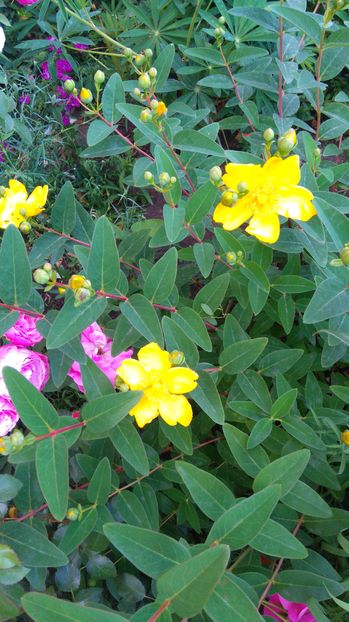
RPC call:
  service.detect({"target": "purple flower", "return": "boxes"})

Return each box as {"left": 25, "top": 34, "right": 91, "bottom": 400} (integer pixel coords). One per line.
{"left": 61, "top": 112, "right": 70, "bottom": 126}
{"left": 4, "top": 313, "right": 42, "bottom": 347}
{"left": 74, "top": 43, "right": 89, "bottom": 50}
{"left": 46, "top": 36, "right": 62, "bottom": 54}
{"left": 40, "top": 61, "right": 51, "bottom": 81}
{"left": 0, "top": 396, "right": 19, "bottom": 436}
{"left": 16, "top": 0, "right": 40, "bottom": 5}
{"left": 65, "top": 94, "right": 80, "bottom": 112}
{"left": 68, "top": 322, "right": 133, "bottom": 392}
{"left": 56, "top": 58, "right": 73, "bottom": 80}
{"left": 264, "top": 594, "right": 316, "bottom": 622}
{"left": 19, "top": 94, "right": 31, "bottom": 105}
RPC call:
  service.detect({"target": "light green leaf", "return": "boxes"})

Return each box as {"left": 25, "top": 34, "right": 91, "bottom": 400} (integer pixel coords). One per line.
{"left": 36, "top": 436, "right": 68, "bottom": 521}
{"left": 144, "top": 247, "right": 178, "bottom": 303}
{"left": 51, "top": 181, "right": 76, "bottom": 234}
{"left": 87, "top": 216, "right": 120, "bottom": 292}
{"left": 253, "top": 449, "right": 310, "bottom": 497}
{"left": 0, "top": 225, "right": 31, "bottom": 306}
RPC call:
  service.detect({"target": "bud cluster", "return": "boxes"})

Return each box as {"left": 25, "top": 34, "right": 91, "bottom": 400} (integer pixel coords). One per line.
{"left": 33, "top": 262, "right": 56, "bottom": 288}
{"left": 330, "top": 242, "right": 349, "bottom": 267}
{"left": 277, "top": 128, "right": 297, "bottom": 157}
{"left": 124, "top": 47, "right": 157, "bottom": 100}
{"left": 143, "top": 170, "right": 177, "bottom": 192}
{"left": 214, "top": 18, "right": 225, "bottom": 45}
{"left": 68, "top": 275, "right": 95, "bottom": 307}
{"left": 0, "top": 429, "right": 35, "bottom": 456}
{"left": 140, "top": 99, "right": 168, "bottom": 125}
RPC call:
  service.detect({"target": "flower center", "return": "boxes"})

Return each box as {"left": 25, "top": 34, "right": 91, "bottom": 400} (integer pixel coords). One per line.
{"left": 246, "top": 182, "right": 279, "bottom": 215}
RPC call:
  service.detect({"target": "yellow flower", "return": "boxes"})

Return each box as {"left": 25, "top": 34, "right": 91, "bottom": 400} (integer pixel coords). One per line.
{"left": 0, "top": 180, "right": 48, "bottom": 229}
{"left": 156, "top": 101, "right": 167, "bottom": 116}
{"left": 117, "top": 342, "right": 198, "bottom": 428}
{"left": 342, "top": 430, "right": 349, "bottom": 446}
{"left": 69, "top": 275, "right": 85, "bottom": 290}
{"left": 213, "top": 155, "right": 316, "bottom": 244}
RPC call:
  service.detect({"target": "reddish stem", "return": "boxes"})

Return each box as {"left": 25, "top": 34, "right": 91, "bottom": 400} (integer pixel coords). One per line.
{"left": 219, "top": 46, "right": 255, "bottom": 131}
{"left": 161, "top": 131, "right": 196, "bottom": 193}
{"left": 43, "top": 226, "right": 91, "bottom": 248}
{"left": 0, "top": 301, "right": 44, "bottom": 319}
{"left": 278, "top": 2, "right": 284, "bottom": 118}
{"left": 35, "top": 421, "right": 86, "bottom": 441}
{"left": 148, "top": 600, "right": 171, "bottom": 622}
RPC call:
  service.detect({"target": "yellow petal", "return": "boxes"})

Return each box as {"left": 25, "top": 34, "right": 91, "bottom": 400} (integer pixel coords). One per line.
{"left": 213, "top": 199, "right": 252, "bottom": 231}
{"left": 27, "top": 185, "right": 48, "bottom": 209}
{"left": 158, "top": 394, "right": 193, "bottom": 427}
{"left": 262, "top": 155, "right": 300, "bottom": 186}
{"left": 138, "top": 342, "right": 171, "bottom": 374}
{"left": 130, "top": 394, "right": 158, "bottom": 428}
{"left": 246, "top": 212, "right": 280, "bottom": 244}
{"left": 8, "top": 179, "right": 28, "bottom": 199}
{"left": 163, "top": 367, "right": 198, "bottom": 394}
{"left": 117, "top": 359, "right": 151, "bottom": 390}
{"left": 222, "top": 163, "right": 261, "bottom": 190}
{"left": 277, "top": 186, "right": 316, "bottom": 221}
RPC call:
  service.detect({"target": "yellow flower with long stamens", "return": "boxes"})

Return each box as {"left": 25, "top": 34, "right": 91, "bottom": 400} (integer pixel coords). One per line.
{"left": 0, "top": 180, "right": 48, "bottom": 229}
{"left": 117, "top": 343, "right": 198, "bottom": 428}
{"left": 213, "top": 155, "right": 316, "bottom": 244}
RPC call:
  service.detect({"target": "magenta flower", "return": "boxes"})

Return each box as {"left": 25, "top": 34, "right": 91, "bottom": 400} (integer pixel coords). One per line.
{"left": 40, "top": 61, "right": 51, "bottom": 81}
{"left": 74, "top": 43, "right": 89, "bottom": 50}
{"left": 0, "top": 345, "right": 49, "bottom": 435}
{"left": 264, "top": 594, "right": 315, "bottom": 622}
{"left": 56, "top": 58, "right": 73, "bottom": 80}
{"left": 16, "top": 0, "right": 40, "bottom": 5}
{"left": 4, "top": 313, "right": 43, "bottom": 347}
{"left": 19, "top": 94, "right": 31, "bottom": 105}
{"left": 68, "top": 322, "right": 133, "bottom": 392}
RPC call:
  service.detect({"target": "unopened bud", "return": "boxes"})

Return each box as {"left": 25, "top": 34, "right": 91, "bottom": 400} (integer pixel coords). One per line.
{"left": 263, "top": 128, "right": 274, "bottom": 143}
{"left": 10, "top": 430, "right": 24, "bottom": 448}
{"left": 33, "top": 269, "right": 50, "bottom": 285}
{"left": 170, "top": 176, "right": 177, "bottom": 185}
{"left": 133, "top": 87, "right": 141, "bottom": 97}
{"left": 313, "top": 147, "right": 321, "bottom": 158}
{"left": 214, "top": 27, "right": 225, "bottom": 38}
{"left": 334, "top": 0, "right": 345, "bottom": 8}
{"left": 342, "top": 430, "right": 349, "bottom": 445}
{"left": 221, "top": 190, "right": 236, "bottom": 206}
{"left": 119, "top": 383, "right": 130, "bottom": 393}
{"left": 170, "top": 350, "right": 185, "bottom": 365}
{"left": 144, "top": 48, "right": 153, "bottom": 58}
{"left": 94, "top": 70, "right": 105, "bottom": 85}
{"left": 124, "top": 48, "right": 133, "bottom": 58}
{"left": 0, "top": 186, "right": 6, "bottom": 197}
{"left": 209, "top": 166, "right": 222, "bottom": 183}
{"left": 138, "top": 73, "right": 151, "bottom": 89}
{"left": 66, "top": 508, "right": 80, "bottom": 521}
{"left": 57, "top": 287, "right": 66, "bottom": 295}
{"left": 140, "top": 109, "right": 152, "bottom": 123}
{"left": 277, "top": 128, "right": 297, "bottom": 156}
{"left": 156, "top": 101, "right": 167, "bottom": 116}
{"left": 237, "top": 181, "right": 248, "bottom": 194}
{"left": 150, "top": 99, "right": 159, "bottom": 110}
{"left": 74, "top": 287, "right": 92, "bottom": 305}
{"left": 19, "top": 221, "right": 31, "bottom": 234}
{"left": 135, "top": 54, "right": 146, "bottom": 67}
{"left": 144, "top": 171, "right": 154, "bottom": 182}
{"left": 0, "top": 544, "right": 20, "bottom": 570}
{"left": 159, "top": 172, "right": 171, "bottom": 187}
{"left": 226, "top": 251, "right": 237, "bottom": 264}
{"left": 218, "top": 16, "right": 226, "bottom": 24}
{"left": 79, "top": 88, "right": 93, "bottom": 104}
{"left": 148, "top": 67, "right": 157, "bottom": 79}
{"left": 43, "top": 262, "right": 52, "bottom": 273}
{"left": 69, "top": 275, "right": 85, "bottom": 290}
{"left": 339, "top": 245, "right": 349, "bottom": 265}
{"left": 64, "top": 79, "right": 75, "bottom": 93}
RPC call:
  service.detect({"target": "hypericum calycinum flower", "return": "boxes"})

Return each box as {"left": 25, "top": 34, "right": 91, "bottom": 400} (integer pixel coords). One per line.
{"left": 117, "top": 343, "right": 198, "bottom": 428}
{"left": 213, "top": 156, "right": 316, "bottom": 244}
{"left": 0, "top": 180, "right": 48, "bottom": 229}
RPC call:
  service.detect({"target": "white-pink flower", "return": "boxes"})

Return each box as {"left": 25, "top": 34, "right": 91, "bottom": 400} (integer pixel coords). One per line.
{"left": 4, "top": 313, "right": 43, "bottom": 347}
{"left": 68, "top": 322, "right": 133, "bottom": 392}
{"left": 0, "top": 345, "right": 49, "bottom": 435}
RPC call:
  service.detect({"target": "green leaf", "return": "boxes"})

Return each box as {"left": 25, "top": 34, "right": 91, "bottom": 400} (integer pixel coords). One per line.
{"left": 81, "top": 357, "right": 115, "bottom": 400}
{"left": 87, "top": 216, "right": 120, "bottom": 291}
{"left": 22, "top": 593, "right": 127, "bottom": 622}
{"left": 173, "top": 307, "right": 212, "bottom": 352}
{"left": 253, "top": 449, "right": 310, "bottom": 497}
{"left": 241, "top": 261, "right": 269, "bottom": 293}
{"left": 278, "top": 294, "right": 295, "bottom": 335}
{"left": 87, "top": 119, "right": 115, "bottom": 147}
{"left": 251, "top": 519, "right": 308, "bottom": 559}
{"left": 144, "top": 247, "right": 178, "bottom": 303}
{"left": 36, "top": 436, "right": 68, "bottom": 521}
{"left": 237, "top": 370, "right": 272, "bottom": 413}
{"left": 270, "top": 389, "right": 298, "bottom": 420}
{"left": 103, "top": 523, "right": 190, "bottom": 579}
{"left": 3, "top": 368, "right": 59, "bottom": 435}
{"left": 272, "top": 275, "right": 315, "bottom": 294}
{"left": 120, "top": 294, "right": 163, "bottom": 347}
{"left": 205, "top": 574, "right": 264, "bottom": 622}
{"left": 193, "top": 242, "right": 215, "bottom": 278}
{"left": 314, "top": 197, "right": 349, "bottom": 250}
{"left": 185, "top": 182, "right": 219, "bottom": 225}
{"left": 283, "top": 481, "right": 332, "bottom": 518}
{"left": 190, "top": 371, "right": 224, "bottom": 424}
{"left": 116, "top": 103, "right": 164, "bottom": 146}
{"left": 0, "top": 310, "right": 19, "bottom": 336}
{"left": 163, "top": 204, "right": 185, "bottom": 243}
{"left": 51, "top": 181, "right": 76, "bottom": 234}
{"left": 102, "top": 72, "right": 125, "bottom": 124}
{"left": 153, "top": 43, "right": 175, "bottom": 90}
{"left": 82, "top": 391, "right": 143, "bottom": 435}
{"left": 304, "top": 278, "right": 349, "bottom": 324}
{"left": 110, "top": 418, "right": 149, "bottom": 475}
{"left": 193, "top": 273, "right": 230, "bottom": 315}
{"left": 46, "top": 295, "right": 107, "bottom": 349}
{"left": 159, "top": 419, "right": 193, "bottom": 455}
{"left": 155, "top": 146, "right": 181, "bottom": 206}
{"left": 0, "top": 225, "right": 31, "bottom": 306}
{"left": 270, "top": 6, "right": 321, "bottom": 43}
{"left": 176, "top": 461, "right": 234, "bottom": 520}
{"left": 0, "top": 523, "right": 68, "bottom": 568}
{"left": 173, "top": 130, "right": 225, "bottom": 157}
{"left": 87, "top": 457, "right": 111, "bottom": 505}
{"left": 58, "top": 508, "right": 98, "bottom": 556}
{"left": 224, "top": 424, "right": 269, "bottom": 477}
{"left": 247, "top": 419, "right": 272, "bottom": 450}
{"left": 156, "top": 545, "right": 230, "bottom": 618}
{"left": 0, "top": 475, "right": 22, "bottom": 503}
{"left": 282, "top": 417, "right": 326, "bottom": 450}
{"left": 219, "top": 338, "right": 268, "bottom": 374}
{"left": 257, "top": 348, "right": 303, "bottom": 376}
{"left": 162, "top": 316, "right": 199, "bottom": 368}
{"left": 331, "top": 385, "right": 349, "bottom": 402}
{"left": 206, "top": 486, "right": 281, "bottom": 549}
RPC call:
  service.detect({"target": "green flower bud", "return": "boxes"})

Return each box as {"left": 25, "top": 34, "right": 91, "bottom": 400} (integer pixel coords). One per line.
{"left": 43, "top": 262, "right": 52, "bottom": 273}
{"left": 140, "top": 109, "right": 152, "bottom": 123}
{"left": 94, "top": 70, "right": 105, "bottom": 85}
{"left": 66, "top": 508, "right": 80, "bottom": 521}
{"left": 209, "top": 166, "right": 222, "bottom": 182}
{"left": 170, "top": 350, "right": 185, "bottom": 365}
{"left": 221, "top": 190, "right": 237, "bottom": 206}
{"left": 263, "top": 128, "right": 275, "bottom": 143}
{"left": 330, "top": 258, "right": 345, "bottom": 267}
{"left": 237, "top": 181, "right": 248, "bottom": 194}
{"left": 135, "top": 54, "right": 146, "bottom": 67}
{"left": 313, "top": 147, "right": 321, "bottom": 158}
{"left": 277, "top": 128, "right": 297, "bottom": 156}
{"left": 79, "top": 88, "right": 93, "bottom": 104}
{"left": 74, "top": 287, "right": 92, "bottom": 306}
{"left": 10, "top": 430, "right": 24, "bottom": 449}
{"left": 119, "top": 382, "right": 130, "bottom": 393}
{"left": 19, "top": 221, "right": 31, "bottom": 234}
{"left": 138, "top": 73, "right": 151, "bottom": 89}
{"left": 133, "top": 87, "right": 141, "bottom": 97}
{"left": 214, "top": 26, "right": 225, "bottom": 38}
{"left": 148, "top": 67, "right": 157, "bottom": 79}
{"left": 144, "top": 171, "right": 154, "bottom": 182}
{"left": 334, "top": 0, "right": 345, "bottom": 8}
{"left": 150, "top": 99, "right": 159, "bottom": 110}
{"left": 33, "top": 269, "right": 50, "bottom": 285}
{"left": 159, "top": 172, "right": 171, "bottom": 187}
{"left": 170, "top": 176, "right": 177, "bottom": 185}
{"left": 226, "top": 251, "right": 237, "bottom": 264}
{"left": 64, "top": 79, "right": 75, "bottom": 93}
{"left": 124, "top": 47, "right": 133, "bottom": 58}
{"left": 0, "top": 186, "right": 6, "bottom": 197}
{"left": 339, "top": 245, "right": 349, "bottom": 265}
{"left": 144, "top": 48, "right": 153, "bottom": 58}
{"left": 218, "top": 15, "right": 226, "bottom": 24}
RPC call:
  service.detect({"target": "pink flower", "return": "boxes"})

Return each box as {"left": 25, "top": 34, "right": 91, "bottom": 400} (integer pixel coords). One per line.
{"left": 0, "top": 346, "right": 49, "bottom": 398}
{"left": 4, "top": 313, "right": 43, "bottom": 347}
{"left": 40, "top": 61, "right": 51, "bottom": 81}
{"left": 0, "top": 396, "right": 19, "bottom": 436}
{"left": 56, "top": 58, "right": 73, "bottom": 80}
{"left": 61, "top": 112, "right": 70, "bottom": 127}
{"left": 16, "top": 0, "right": 40, "bottom": 5}
{"left": 68, "top": 322, "right": 133, "bottom": 392}
{"left": 264, "top": 594, "right": 315, "bottom": 622}
{"left": 74, "top": 43, "right": 89, "bottom": 50}
{"left": 19, "top": 94, "right": 31, "bottom": 105}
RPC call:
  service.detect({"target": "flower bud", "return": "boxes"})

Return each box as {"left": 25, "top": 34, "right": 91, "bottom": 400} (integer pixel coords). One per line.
{"left": 342, "top": 430, "right": 349, "bottom": 445}
{"left": 119, "top": 382, "right": 130, "bottom": 393}
{"left": 74, "top": 287, "right": 92, "bottom": 306}
{"left": 57, "top": 287, "right": 66, "bottom": 295}
{"left": 170, "top": 350, "right": 185, "bottom": 365}
{"left": 313, "top": 147, "right": 321, "bottom": 158}
{"left": 170, "top": 176, "right": 177, "bottom": 185}
{"left": 144, "top": 48, "right": 153, "bottom": 58}
{"left": 209, "top": 166, "right": 222, "bottom": 183}
{"left": 339, "top": 245, "right": 349, "bottom": 265}
{"left": 140, "top": 109, "right": 152, "bottom": 123}
{"left": 33, "top": 269, "right": 50, "bottom": 285}
{"left": 138, "top": 73, "right": 151, "bottom": 89}
{"left": 64, "top": 79, "right": 75, "bottom": 93}
{"left": 150, "top": 99, "right": 159, "bottom": 110}
{"left": 79, "top": 88, "right": 93, "bottom": 104}
{"left": 334, "top": 0, "right": 345, "bottom": 8}
{"left": 19, "top": 221, "right": 31, "bottom": 234}
{"left": 69, "top": 275, "right": 85, "bottom": 290}
{"left": 156, "top": 101, "right": 167, "bottom": 116}
{"left": 124, "top": 47, "right": 133, "bottom": 58}
{"left": 135, "top": 54, "right": 146, "bottom": 67}
{"left": 43, "top": 262, "right": 52, "bottom": 273}
{"left": 226, "top": 251, "right": 237, "bottom": 264}
{"left": 0, "top": 436, "right": 12, "bottom": 456}
{"left": 0, "top": 544, "right": 20, "bottom": 570}
{"left": 148, "top": 67, "right": 157, "bottom": 79}
{"left": 94, "top": 70, "right": 105, "bottom": 85}
{"left": 263, "top": 128, "right": 275, "bottom": 143}
{"left": 144, "top": 171, "right": 154, "bottom": 182}
{"left": 218, "top": 15, "right": 226, "bottom": 24}
{"left": 237, "top": 181, "right": 248, "bottom": 194}
{"left": 10, "top": 430, "right": 24, "bottom": 449}
{"left": 159, "top": 172, "right": 171, "bottom": 187}
{"left": 214, "top": 26, "right": 225, "bottom": 38}
{"left": 277, "top": 128, "right": 297, "bottom": 156}
{"left": 133, "top": 87, "right": 141, "bottom": 97}
{"left": 0, "top": 186, "right": 6, "bottom": 197}
{"left": 66, "top": 508, "right": 80, "bottom": 521}
{"left": 221, "top": 190, "right": 236, "bottom": 206}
